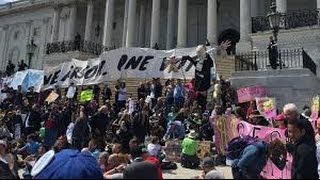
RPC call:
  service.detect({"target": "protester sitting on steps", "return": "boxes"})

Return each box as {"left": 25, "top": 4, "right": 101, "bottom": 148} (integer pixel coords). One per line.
{"left": 181, "top": 130, "right": 199, "bottom": 169}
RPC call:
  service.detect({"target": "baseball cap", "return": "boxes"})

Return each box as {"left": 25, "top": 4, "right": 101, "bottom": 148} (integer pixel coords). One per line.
{"left": 201, "top": 157, "right": 215, "bottom": 168}
{"left": 32, "top": 149, "right": 103, "bottom": 179}
{"left": 205, "top": 170, "right": 225, "bottom": 179}
{"left": 275, "top": 113, "right": 285, "bottom": 122}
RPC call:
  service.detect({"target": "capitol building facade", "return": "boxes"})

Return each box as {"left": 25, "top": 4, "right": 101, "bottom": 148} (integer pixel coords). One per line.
{"left": 0, "top": 0, "right": 319, "bottom": 73}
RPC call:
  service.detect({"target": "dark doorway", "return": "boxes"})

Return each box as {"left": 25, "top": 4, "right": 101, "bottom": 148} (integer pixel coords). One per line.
{"left": 218, "top": 29, "right": 240, "bottom": 55}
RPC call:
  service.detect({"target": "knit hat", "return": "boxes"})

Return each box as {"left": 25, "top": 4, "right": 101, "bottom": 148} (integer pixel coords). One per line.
{"left": 32, "top": 149, "right": 103, "bottom": 179}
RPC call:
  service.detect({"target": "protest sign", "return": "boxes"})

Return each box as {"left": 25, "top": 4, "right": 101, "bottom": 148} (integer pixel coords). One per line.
{"left": 164, "top": 140, "right": 181, "bottom": 162}
{"left": 45, "top": 91, "right": 59, "bottom": 103}
{"left": 9, "top": 69, "right": 44, "bottom": 92}
{"left": 80, "top": 90, "right": 94, "bottom": 102}
{"left": 213, "top": 118, "right": 292, "bottom": 179}
{"left": 43, "top": 47, "right": 217, "bottom": 90}
{"left": 196, "top": 141, "right": 212, "bottom": 159}
{"left": 256, "top": 97, "right": 277, "bottom": 119}
{"left": 311, "top": 96, "right": 319, "bottom": 120}
{"left": 237, "top": 86, "right": 267, "bottom": 103}
{"left": 212, "top": 115, "right": 239, "bottom": 155}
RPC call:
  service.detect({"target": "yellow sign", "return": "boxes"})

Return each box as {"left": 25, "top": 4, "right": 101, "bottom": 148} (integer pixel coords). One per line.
{"left": 80, "top": 90, "right": 94, "bottom": 102}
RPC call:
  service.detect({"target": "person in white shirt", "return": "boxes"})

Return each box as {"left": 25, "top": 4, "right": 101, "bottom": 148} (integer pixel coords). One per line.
{"left": 117, "top": 82, "right": 127, "bottom": 111}
{"left": 147, "top": 136, "right": 162, "bottom": 157}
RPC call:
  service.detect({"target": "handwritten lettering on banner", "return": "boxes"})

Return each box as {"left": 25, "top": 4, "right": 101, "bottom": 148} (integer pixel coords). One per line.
{"left": 311, "top": 96, "right": 319, "bottom": 120}
{"left": 212, "top": 115, "right": 239, "bottom": 155}
{"left": 43, "top": 47, "right": 216, "bottom": 90}
{"left": 237, "top": 86, "right": 267, "bottom": 103}
{"left": 256, "top": 97, "right": 277, "bottom": 119}
{"left": 213, "top": 118, "right": 292, "bottom": 179}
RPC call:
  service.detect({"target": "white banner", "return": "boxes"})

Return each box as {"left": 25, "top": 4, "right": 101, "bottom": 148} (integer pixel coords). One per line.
{"left": 41, "top": 47, "right": 216, "bottom": 90}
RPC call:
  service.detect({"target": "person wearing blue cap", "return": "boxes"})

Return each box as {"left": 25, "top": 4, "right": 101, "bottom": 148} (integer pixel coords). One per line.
{"left": 32, "top": 149, "right": 103, "bottom": 179}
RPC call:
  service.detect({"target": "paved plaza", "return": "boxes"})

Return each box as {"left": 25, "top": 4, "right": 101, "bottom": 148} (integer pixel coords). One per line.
{"left": 163, "top": 164, "right": 233, "bottom": 179}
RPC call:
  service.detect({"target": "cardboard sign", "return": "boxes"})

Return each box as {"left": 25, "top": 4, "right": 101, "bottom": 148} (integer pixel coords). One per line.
{"left": 45, "top": 91, "right": 59, "bottom": 103}
{"left": 256, "top": 97, "right": 277, "bottom": 119}
{"left": 164, "top": 140, "right": 181, "bottom": 162}
{"left": 237, "top": 86, "right": 267, "bottom": 103}
{"left": 197, "top": 141, "right": 211, "bottom": 159}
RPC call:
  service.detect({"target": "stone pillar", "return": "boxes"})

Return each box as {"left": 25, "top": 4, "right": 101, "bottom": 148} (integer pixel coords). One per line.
{"left": 67, "top": 4, "right": 77, "bottom": 41}
{"left": 122, "top": 0, "right": 129, "bottom": 47}
{"left": 318, "top": 0, "right": 320, "bottom": 9}
{"left": 25, "top": 21, "right": 32, "bottom": 61}
{"left": 139, "top": 1, "right": 146, "bottom": 47}
{"left": 240, "top": 0, "right": 251, "bottom": 41}
{"left": 177, "top": 0, "right": 187, "bottom": 48}
{"left": 50, "top": 6, "right": 61, "bottom": 42}
{"left": 150, "top": 0, "right": 161, "bottom": 48}
{"left": 236, "top": 0, "right": 252, "bottom": 53}
{"left": 276, "top": 0, "right": 287, "bottom": 13}
{"left": 251, "top": 0, "right": 259, "bottom": 17}
{"left": 84, "top": 0, "right": 94, "bottom": 41}
{"left": 41, "top": 18, "right": 50, "bottom": 69}
{"left": 126, "top": 0, "right": 137, "bottom": 47}
{"left": 166, "top": 0, "right": 175, "bottom": 49}
{"left": 1, "top": 25, "right": 9, "bottom": 70}
{"left": 207, "top": 0, "right": 218, "bottom": 46}
{"left": 102, "top": 0, "right": 115, "bottom": 49}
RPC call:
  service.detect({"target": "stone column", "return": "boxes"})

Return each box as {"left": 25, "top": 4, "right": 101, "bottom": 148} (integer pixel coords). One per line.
{"left": 150, "top": 0, "right": 161, "bottom": 48}
{"left": 103, "top": 0, "right": 115, "bottom": 49}
{"left": 276, "top": 0, "right": 287, "bottom": 13}
{"left": 318, "top": 0, "right": 320, "bottom": 9}
{"left": 177, "top": 0, "right": 187, "bottom": 48}
{"left": 25, "top": 21, "right": 33, "bottom": 61}
{"left": 50, "top": 6, "right": 61, "bottom": 42}
{"left": 1, "top": 25, "right": 9, "bottom": 70}
{"left": 67, "top": 4, "right": 77, "bottom": 41}
{"left": 207, "top": 0, "right": 218, "bottom": 46}
{"left": 41, "top": 18, "right": 50, "bottom": 69}
{"left": 84, "top": 0, "right": 94, "bottom": 41}
{"left": 236, "top": 0, "right": 252, "bottom": 53}
{"left": 139, "top": 1, "right": 146, "bottom": 47}
{"left": 126, "top": 0, "right": 137, "bottom": 47}
{"left": 240, "top": 0, "right": 251, "bottom": 41}
{"left": 166, "top": 0, "right": 175, "bottom": 49}
{"left": 122, "top": 0, "right": 129, "bottom": 47}
{"left": 251, "top": 0, "right": 259, "bottom": 17}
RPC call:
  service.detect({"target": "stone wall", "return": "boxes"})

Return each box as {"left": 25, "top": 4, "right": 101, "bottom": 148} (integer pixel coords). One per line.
{"left": 230, "top": 69, "right": 320, "bottom": 111}
{"left": 251, "top": 26, "right": 320, "bottom": 78}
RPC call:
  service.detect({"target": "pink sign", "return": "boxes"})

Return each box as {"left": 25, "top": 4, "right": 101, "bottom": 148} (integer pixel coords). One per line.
{"left": 237, "top": 86, "right": 267, "bottom": 103}
{"left": 213, "top": 117, "right": 292, "bottom": 179}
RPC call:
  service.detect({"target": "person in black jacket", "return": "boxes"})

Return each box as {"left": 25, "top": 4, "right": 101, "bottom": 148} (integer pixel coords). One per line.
{"left": 0, "top": 140, "right": 15, "bottom": 179}
{"left": 287, "top": 118, "right": 319, "bottom": 179}
{"left": 72, "top": 108, "right": 91, "bottom": 150}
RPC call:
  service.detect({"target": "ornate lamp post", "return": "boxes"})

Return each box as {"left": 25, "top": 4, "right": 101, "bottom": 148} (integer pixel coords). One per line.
{"left": 267, "top": 0, "right": 281, "bottom": 42}
{"left": 267, "top": 0, "right": 282, "bottom": 69}
{"left": 26, "top": 38, "right": 37, "bottom": 68}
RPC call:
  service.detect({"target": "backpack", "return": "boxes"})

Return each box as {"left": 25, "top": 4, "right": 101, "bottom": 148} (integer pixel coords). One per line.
{"left": 225, "top": 136, "right": 261, "bottom": 160}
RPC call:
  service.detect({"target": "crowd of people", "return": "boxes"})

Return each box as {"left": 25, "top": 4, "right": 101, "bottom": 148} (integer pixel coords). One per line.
{"left": 0, "top": 73, "right": 319, "bottom": 179}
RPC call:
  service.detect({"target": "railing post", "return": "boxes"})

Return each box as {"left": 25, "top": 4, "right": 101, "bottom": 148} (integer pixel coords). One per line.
{"left": 279, "top": 50, "right": 282, "bottom": 69}
{"left": 254, "top": 50, "right": 257, "bottom": 70}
